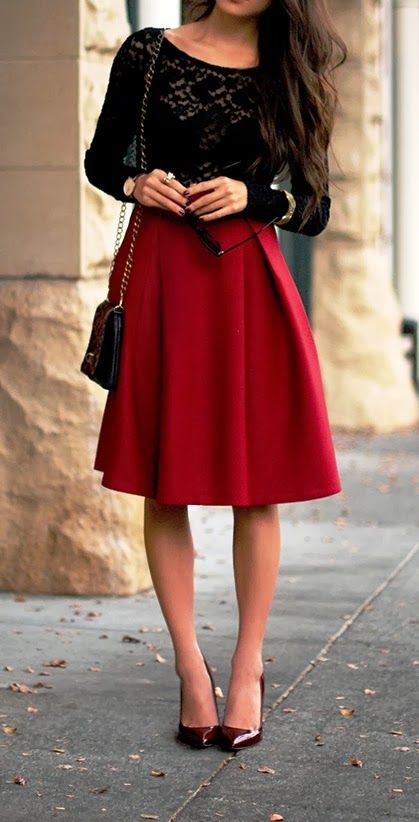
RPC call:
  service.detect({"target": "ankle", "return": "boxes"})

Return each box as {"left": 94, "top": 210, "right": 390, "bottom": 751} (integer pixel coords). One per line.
{"left": 175, "top": 648, "right": 207, "bottom": 680}
{"left": 230, "top": 650, "right": 263, "bottom": 679}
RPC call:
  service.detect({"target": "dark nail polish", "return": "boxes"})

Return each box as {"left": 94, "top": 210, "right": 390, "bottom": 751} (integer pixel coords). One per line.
{"left": 179, "top": 208, "right": 186, "bottom": 216}
{"left": 184, "top": 190, "right": 190, "bottom": 196}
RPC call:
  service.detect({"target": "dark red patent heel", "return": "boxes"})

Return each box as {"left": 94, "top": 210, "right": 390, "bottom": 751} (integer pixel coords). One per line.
{"left": 218, "top": 671, "right": 265, "bottom": 751}
{"left": 176, "top": 656, "right": 220, "bottom": 748}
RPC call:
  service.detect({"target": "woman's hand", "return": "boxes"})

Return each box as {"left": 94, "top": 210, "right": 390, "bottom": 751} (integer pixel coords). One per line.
{"left": 133, "top": 169, "right": 189, "bottom": 215}
{"left": 184, "top": 177, "right": 248, "bottom": 222}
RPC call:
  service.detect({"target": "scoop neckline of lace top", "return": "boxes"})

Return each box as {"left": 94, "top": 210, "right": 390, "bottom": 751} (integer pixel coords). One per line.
{"left": 160, "top": 30, "right": 260, "bottom": 73}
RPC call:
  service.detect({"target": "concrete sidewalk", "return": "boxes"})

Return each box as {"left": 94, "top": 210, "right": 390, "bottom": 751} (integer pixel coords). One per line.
{"left": 1, "top": 430, "right": 418, "bottom": 821}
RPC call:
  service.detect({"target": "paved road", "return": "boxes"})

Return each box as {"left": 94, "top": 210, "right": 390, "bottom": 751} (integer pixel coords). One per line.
{"left": 1, "top": 430, "right": 418, "bottom": 821}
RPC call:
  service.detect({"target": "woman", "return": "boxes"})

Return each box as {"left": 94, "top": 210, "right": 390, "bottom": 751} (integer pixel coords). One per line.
{"left": 84, "top": 0, "right": 346, "bottom": 750}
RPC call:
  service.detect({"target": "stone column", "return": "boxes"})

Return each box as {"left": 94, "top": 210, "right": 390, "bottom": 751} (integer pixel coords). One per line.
{"left": 0, "top": 0, "right": 152, "bottom": 594}
{"left": 312, "top": 0, "right": 419, "bottom": 432}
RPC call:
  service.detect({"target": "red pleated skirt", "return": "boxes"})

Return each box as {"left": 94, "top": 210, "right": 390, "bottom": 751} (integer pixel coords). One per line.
{"left": 93, "top": 205, "right": 341, "bottom": 505}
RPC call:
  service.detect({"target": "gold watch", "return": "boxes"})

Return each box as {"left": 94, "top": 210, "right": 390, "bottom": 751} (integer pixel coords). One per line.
{"left": 123, "top": 174, "right": 141, "bottom": 198}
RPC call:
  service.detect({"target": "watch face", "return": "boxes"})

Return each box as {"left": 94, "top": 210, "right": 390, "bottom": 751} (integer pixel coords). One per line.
{"left": 123, "top": 177, "right": 136, "bottom": 196}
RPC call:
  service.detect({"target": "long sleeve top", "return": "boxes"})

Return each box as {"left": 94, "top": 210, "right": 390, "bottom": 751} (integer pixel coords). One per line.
{"left": 84, "top": 27, "right": 331, "bottom": 237}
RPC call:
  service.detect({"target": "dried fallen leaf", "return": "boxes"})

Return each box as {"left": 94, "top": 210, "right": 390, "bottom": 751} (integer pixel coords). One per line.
{"left": 155, "top": 654, "right": 166, "bottom": 664}
{"left": 43, "top": 659, "right": 66, "bottom": 668}
{"left": 214, "top": 686, "right": 224, "bottom": 699}
{"left": 88, "top": 667, "right": 101, "bottom": 672}
{"left": 24, "top": 667, "right": 35, "bottom": 674}
{"left": 314, "top": 734, "right": 324, "bottom": 746}
{"left": 90, "top": 786, "right": 109, "bottom": 794}
{"left": 270, "top": 815, "right": 284, "bottom": 821}
{"left": 146, "top": 642, "right": 159, "bottom": 651}
{"left": 363, "top": 689, "right": 376, "bottom": 696}
{"left": 394, "top": 746, "right": 410, "bottom": 752}
{"left": 86, "top": 611, "right": 101, "bottom": 618}
{"left": 128, "top": 754, "right": 142, "bottom": 761}
{"left": 56, "top": 764, "right": 73, "bottom": 770}
{"left": 52, "top": 748, "right": 66, "bottom": 754}
{"left": 350, "top": 756, "right": 364, "bottom": 767}
{"left": 265, "top": 656, "right": 275, "bottom": 663}
{"left": 122, "top": 635, "right": 141, "bottom": 644}
{"left": 202, "top": 623, "right": 216, "bottom": 631}
{"left": 282, "top": 708, "right": 297, "bottom": 714}
{"left": 13, "top": 775, "right": 26, "bottom": 785}
{"left": 150, "top": 770, "right": 165, "bottom": 778}
{"left": 14, "top": 595, "right": 26, "bottom": 602}
{"left": 347, "top": 663, "right": 359, "bottom": 670}
{"left": 239, "top": 762, "right": 248, "bottom": 770}
{"left": 140, "top": 815, "right": 159, "bottom": 820}
{"left": 339, "top": 708, "right": 355, "bottom": 717}
{"left": 389, "top": 730, "right": 403, "bottom": 736}
{"left": 33, "top": 681, "right": 53, "bottom": 689}
{"left": 257, "top": 766, "right": 275, "bottom": 774}
{"left": 9, "top": 682, "right": 36, "bottom": 694}
{"left": 391, "top": 788, "right": 404, "bottom": 794}
{"left": 2, "top": 726, "right": 17, "bottom": 735}
{"left": 378, "top": 483, "right": 390, "bottom": 494}
{"left": 26, "top": 707, "right": 39, "bottom": 715}
{"left": 4, "top": 666, "right": 14, "bottom": 672}
{"left": 271, "top": 683, "right": 282, "bottom": 689}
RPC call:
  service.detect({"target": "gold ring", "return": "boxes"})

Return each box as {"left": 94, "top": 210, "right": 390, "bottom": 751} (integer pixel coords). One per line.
{"left": 163, "top": 171, "right": 176, "bottom": 185}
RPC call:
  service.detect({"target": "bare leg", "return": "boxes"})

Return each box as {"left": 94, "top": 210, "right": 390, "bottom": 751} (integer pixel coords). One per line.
{"left": 222, "top": 504, "right": 281, "bottom": 728}
{"left": 143, "top": 498, "right": 218, "bottom": 726}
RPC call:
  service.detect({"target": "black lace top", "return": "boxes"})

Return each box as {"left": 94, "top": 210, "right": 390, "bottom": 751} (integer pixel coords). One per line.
{"left": 84, "top": 27, "right": 331, "bottom": 236}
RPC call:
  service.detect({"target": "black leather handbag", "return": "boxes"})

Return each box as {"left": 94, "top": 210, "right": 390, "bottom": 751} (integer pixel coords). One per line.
{"left": 80, "top": 29, "right": 165, "bottom": 390}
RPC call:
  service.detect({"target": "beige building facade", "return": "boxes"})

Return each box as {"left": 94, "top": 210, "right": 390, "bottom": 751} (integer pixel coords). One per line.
{"left": 0, "top": 0, "right": 418, "bottom": 594}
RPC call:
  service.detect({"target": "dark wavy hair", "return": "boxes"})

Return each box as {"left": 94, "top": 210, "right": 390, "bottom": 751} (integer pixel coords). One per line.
{"left": 184, "top": 0, "right": 347, "bottom": 227}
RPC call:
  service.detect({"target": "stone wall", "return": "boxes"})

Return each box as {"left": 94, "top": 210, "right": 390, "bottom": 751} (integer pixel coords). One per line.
{"left": 0, "top": 0, "right": 152, "bottom": 594}
{"left": 312, "top": 0, "right": 419, "bottom": 431}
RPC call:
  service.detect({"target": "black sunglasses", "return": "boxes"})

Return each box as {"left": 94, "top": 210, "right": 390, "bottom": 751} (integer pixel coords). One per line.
{"left": 184, "top": 211, "right": 280, "bottom": 256}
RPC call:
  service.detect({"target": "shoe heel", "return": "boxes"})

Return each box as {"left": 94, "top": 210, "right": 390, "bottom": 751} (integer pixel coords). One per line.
{"left": 219, "top": 669, "right": 265, "bottom": 751}
{"left": 176, "top": 655, "right": 220, "bottom": 749}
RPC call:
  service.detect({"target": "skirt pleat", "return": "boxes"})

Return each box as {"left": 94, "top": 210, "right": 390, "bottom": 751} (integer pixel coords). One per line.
{"left": 93, "top": 205, "right": 341, "bottom": 505}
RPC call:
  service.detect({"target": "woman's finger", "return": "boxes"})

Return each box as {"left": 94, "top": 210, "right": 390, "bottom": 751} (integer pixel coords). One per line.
{"left": 146, "top": 189, "right": 186, "bottom": 215}
{"left": 199, "top": 205, "right": 238, "bottom": 222}
{"left": 191, "top": 194, "right": 228, "bottom": 216}
{"left": 186, "top": 189, "right": 223, "bottom": 213}
{"left": 186, "top": 176, "right": 226, "bottom": 197}
{"left": 146, "top": 180, "right": 187, "bottom": 208}
{"left": 141, "top": 169, "right": 189, "bottom": 207}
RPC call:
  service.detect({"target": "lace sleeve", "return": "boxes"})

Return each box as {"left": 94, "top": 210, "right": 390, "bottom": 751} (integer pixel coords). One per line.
{"left": 84, "top": 30, "right": 150, "bottom": 202}
{"left": 243, "top": 157, "right": 331, "bottom": 237}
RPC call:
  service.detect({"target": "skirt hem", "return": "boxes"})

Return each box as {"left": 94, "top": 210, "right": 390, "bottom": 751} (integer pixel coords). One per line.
{"left": 95, "top": 468, "right": 342, "bottom": 506}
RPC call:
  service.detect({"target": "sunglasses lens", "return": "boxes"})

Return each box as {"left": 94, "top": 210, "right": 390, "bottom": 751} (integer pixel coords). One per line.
{"left": 201, "top": 234, "right": 222, "bottom": 255}
{"left": 191, "top": 220, "right": 222, "bottom": 255}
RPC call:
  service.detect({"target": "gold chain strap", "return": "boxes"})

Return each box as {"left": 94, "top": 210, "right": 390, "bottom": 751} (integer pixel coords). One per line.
{"left": 107, "top": 28, "right": 166, "bottom": 309}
